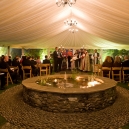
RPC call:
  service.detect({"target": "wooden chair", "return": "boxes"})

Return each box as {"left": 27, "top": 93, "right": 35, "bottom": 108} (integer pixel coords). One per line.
{"left": 112, "top": 67, "right": 122, "bottom": 82}
{"left": 122, "top": 67, "right": 129, "bottom": 82}
{"left": 0, "top": 68, "right": 13, "bottom": 86}
{"left": 94, "top": 64, "right": 102, "bottom": 76}
{"left": 101, "top": 67, "right": 111, "bottom": 78}
{"left": 10, "top": 66, "right": 19, "bottom": 74}
{"left": 39, "top": 64, "right": 48, "bottom": 76}
{"left": 22, "top": 66, "right": 32, "bottom": 79}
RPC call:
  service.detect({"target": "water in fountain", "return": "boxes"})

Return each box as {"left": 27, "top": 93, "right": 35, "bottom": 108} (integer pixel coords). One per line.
{"left": 36, "top": 72, "right": 101, "bottom": 89}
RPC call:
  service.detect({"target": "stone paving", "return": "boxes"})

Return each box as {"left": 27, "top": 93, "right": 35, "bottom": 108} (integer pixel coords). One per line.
{"left": 0, "top": 85, "right": 128, "bottom": 129}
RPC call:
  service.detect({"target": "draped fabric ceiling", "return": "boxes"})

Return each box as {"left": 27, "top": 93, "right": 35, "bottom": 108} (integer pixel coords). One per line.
{"left": 0, "top": 0, "right": 129, "bottom": 49}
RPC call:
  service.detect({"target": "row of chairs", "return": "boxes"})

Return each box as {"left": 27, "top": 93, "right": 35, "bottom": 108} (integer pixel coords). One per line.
{"left": 0, "top": 66, "right": 19, "bottom": 86}
{"left": 0, "top": 64, "right": 51, "bottom": 86}
{"left": 22, "top": 64, "right": 51, "bottom": 79}
{"left": 95, "top": 65, "right": 129, "bottom": 82}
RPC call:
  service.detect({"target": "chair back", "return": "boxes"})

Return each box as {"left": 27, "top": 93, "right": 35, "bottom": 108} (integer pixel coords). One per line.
{"left": 39, "top": 64, "right": 48, "bottom": 76}
{"left": 101, "top": 67, "right": 111, "bottom": 78}
{"left": 10, "top": 66, "right": 19, "bottom": 73}
{"left": 122, "top": 67, "right": 129, "bottom": 82}
{"left": 22, "top": 66, "right": 32, "bottom": 79}
{"left": 112, "top": 67, "right": 122, "bottom": 82}
{"left": 0, "top": 68, "right": 13, "bottom": 85}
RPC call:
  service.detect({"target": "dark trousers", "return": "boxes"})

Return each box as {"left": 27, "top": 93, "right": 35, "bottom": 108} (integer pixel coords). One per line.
{"left": 54, "top": 59, "right": 58, "bottom": 72}
{"left": 57, "top": 58, "right": 62, "bottom": 71}
{"left": 68, "top": 56, "right": 71, "bottom": 68}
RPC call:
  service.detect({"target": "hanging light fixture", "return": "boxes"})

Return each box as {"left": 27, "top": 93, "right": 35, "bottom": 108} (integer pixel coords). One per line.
{"left": 56, "top": 0, "right": 76, "bottom": 7}
{"left": 69, "top": 28, "right": 78, "bottom": 33}
{"left": 64, "top": 19, "right": 77, "bottom": 26}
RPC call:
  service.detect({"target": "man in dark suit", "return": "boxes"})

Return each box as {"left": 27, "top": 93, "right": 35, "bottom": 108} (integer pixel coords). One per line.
{"left": 122, "top": 55, "right": 129, "bottom": 74}
{"left": 12, "top": 56, "right": 23, "bottom": 79}
{"left": 57, "top": 48, "right": 63, "bottom": 72}
{"left": 0, "top": 56, "right": 18, "bottom": 84}
{"left": 43, "top": 55, "right": 51, "bottom": 64}
{"left": 53, "top": 47, "right": 58, "bottom": 72}
{"left": 22, "top": 56, "right": 39, "bottom": 76}
{"left": 43, "top": 55, "right": 52, "bottom": 73}
{"left": 122, "top": 55, "right": 129, "bottom": 67}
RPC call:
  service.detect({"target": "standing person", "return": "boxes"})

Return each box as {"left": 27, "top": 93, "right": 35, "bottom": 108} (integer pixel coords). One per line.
{"left": 67, "top": 49, "right": 73, "bottom": 70}
{"left": 78, "top": 49, "right": 82, "bottom": 69}
{"left": 74, "top": 50, "right": 79, "bottom": 70}
{"left": 79, "top": 49, "right": 86, "bottom": 71}
{"left": 91, "top": 49, "right": 101, "bottom": 72}
{"left": 53, "top": 47, "right": 58, "bottom": 72}
{"left": 70, "top": 54, "right": 78, "bottom": 70}
{"left": 62, "top": 49, "right": 67, "bottom": 71}
{"left": 84, "top": 49, "right": 90, "bottom": 72}
{"left": 57, "top": 48, "right": 63, "bottom": 72}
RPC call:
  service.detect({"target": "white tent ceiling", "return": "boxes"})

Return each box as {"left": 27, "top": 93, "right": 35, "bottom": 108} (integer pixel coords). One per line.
{"left": 0, "top": 0, "right": 129, "bottom": 49}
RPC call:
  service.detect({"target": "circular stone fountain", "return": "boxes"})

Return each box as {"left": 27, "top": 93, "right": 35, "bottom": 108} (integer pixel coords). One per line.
{"left": 22, "top": 74, "right": 117, "bottom": 113}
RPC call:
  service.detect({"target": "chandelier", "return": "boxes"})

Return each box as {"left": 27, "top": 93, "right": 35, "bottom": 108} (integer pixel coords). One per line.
{"left": 56, "top": 0, "right": 76, "bottom": 7}
{"left": 69, "top": 28, "right": 78, "bottom": 33}
{"left": 64, "top": 19, "right": 77, "bottom": 26}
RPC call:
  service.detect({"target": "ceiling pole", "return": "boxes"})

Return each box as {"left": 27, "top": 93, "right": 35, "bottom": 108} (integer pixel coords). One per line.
{"left": 22, "top": 48, "right": 24, "bottom": 56}
{"left": 100, "top": 49, "right": 103, "bottom": 64}
{"left": 7, "top": 46, "right": 10, "bottom": 56}
{"left": 47, "top": 48, "right": 50, "bottom": 57}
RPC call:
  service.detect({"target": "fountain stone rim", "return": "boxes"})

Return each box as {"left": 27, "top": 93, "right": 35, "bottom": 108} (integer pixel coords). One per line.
{"left": 22, "top": 74, "right": 117, "bottom": 94}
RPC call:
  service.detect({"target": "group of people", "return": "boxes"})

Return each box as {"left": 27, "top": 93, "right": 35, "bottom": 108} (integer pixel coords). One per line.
{"left": 102, "top": 55, "right": 129, "bottom": 77}
{"left": 1, "top": 48, "right": 129, "bottom": 89}
{"left": 0, "top": 54, "right": 52, "bottom": 90}
{"left": 53, "top": 47, "right": 101, "bottom": 73}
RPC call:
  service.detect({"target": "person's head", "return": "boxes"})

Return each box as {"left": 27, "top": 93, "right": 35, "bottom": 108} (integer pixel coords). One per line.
{"left": 124, "top": 55, "right": 129, "bottom": 60}
{"left": 45, "top": 55, "right": 48, "bottom": 59}
{"left": 114, "top": 56, "right": 121, "bottom": 63}
{"left": 94, "top": 49, "right": 97, "bottom": 53}
{"left": 55, "top": 47, "right": 58, "bottom": 51}
{"left": 58, "top": 48, "right": 61, "bottom": 52}
{"left": 9, "top": 56, "right": 11, "bottom": 59}
{"left": 27, "top": 56, "right": 31, "bottom": 60}
{"left": 104, "top": 56, "right": 113, "bottom": 63}
{"left": 63, "top": 49, "right": 66, "bottom": 52}
{"left": 4, "top": 56, "right": 9, "bottom": 62}
{"left": 15, "top": 56, "right": 19, "bottom": 61}
{"left": 84, "top": 49, "right": 87, "bottom": 53}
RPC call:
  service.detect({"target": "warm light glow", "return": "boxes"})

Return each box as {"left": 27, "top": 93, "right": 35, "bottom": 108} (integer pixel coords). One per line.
{"left": 87, "top": 81, "right": 100, "bottom": 88}
{"left": 56, "top": 0, "right": 76, "bottom": 7}
{"left": 64, "top": 19, "right": 77, "bottom": 26}
{"left": 76, "top": 76, "right": 82, "bottom": 81}
{"left": 54, "top": 79, "right": 57, "bottom": 82}
{"left": 64, "top": 72, "right": 67, "bottom": 80}
{"left": 69, "top": 28, "right": 78, "bottom": 33}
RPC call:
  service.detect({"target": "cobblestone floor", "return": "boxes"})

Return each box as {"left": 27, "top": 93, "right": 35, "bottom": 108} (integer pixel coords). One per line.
{"left": 0, "top": 85, "right": 128, "bottom": 129}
